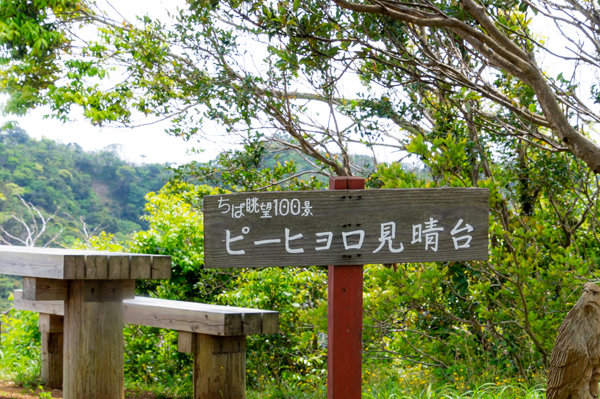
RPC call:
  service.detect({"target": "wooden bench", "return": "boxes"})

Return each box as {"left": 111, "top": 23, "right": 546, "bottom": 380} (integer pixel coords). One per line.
{"left": 12, "top": 290, "right": 279, "bottom": 399}
{"left": 0, "top": 246, "right": 172, "bottom": 399}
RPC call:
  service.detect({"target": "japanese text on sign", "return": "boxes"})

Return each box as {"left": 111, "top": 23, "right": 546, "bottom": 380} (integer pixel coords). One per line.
{"left": 218, "top": 197, "right": 313, "bottom": 219}
{"left": 224, "top": 217, "right": 474, "bottom": 255}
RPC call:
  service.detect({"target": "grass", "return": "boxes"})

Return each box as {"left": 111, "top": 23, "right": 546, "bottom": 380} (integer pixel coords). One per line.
{"left": 1, "top": 331, "right": 548, "bottom": 399}
{"left": 245, "top": 364, "right": 548, "bottom": 399}
{"left": 245, "top": 382, "right": 546, "bottom": 399}
{"left": 0, "top": 357, "right": 41, "bottom": 390}
{"left": 0, "top": 350, "right": 548, "bottom": 399}
{"left": 0, "top": 374, "right": 548, "bottom": 399}
{"left": 124, "top": 380, "right": 193, "bottom": 399}
{"left": 362, "top": 383, "right": 545, "bottom": 399}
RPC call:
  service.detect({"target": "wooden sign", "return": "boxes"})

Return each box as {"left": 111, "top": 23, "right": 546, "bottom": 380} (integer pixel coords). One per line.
{"left": 203, "top": 188, "right": 489, "bottom": 268}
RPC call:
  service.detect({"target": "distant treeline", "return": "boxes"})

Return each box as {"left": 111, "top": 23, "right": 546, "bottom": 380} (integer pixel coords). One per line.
{"left": 0, "top": 127, "right": 172, "bottom": 245}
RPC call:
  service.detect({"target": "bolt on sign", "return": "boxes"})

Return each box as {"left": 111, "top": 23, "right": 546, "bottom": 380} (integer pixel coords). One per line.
{"left": 204, "top": 188, "right": 489, "bottom": 268}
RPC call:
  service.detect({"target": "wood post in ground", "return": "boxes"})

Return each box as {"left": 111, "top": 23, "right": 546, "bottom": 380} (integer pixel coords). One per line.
{"left": 327, "top": 176, "right": 364, "bottom": 399}
{"left": 39, "top": 314, "right": 64, "bottom": 389}
{"left": 178, "top": 332, "right": 246, "bottom": 399}
{"left": 63, "top": 280, "right": 124, "bottom": 399}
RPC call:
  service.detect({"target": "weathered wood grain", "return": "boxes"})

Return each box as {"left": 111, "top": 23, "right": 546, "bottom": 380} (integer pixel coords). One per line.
{"left": 123, "top": 299, "right": 241, "bottom": 335}
{"left": 130, "top": 256, "right": 152, "bottom": 279}
{"left": 23, "top": 277, "right": 67, "bottom": 301}
{"left": 0, "top": 247, "right": 65, "bottom": 279}
{"left": 261, "top": 312, "right": 279, "bottom": 334}
{"left": 19, "top": 279, "right": 126, "bottom": 303}
{"left": 84, "top": 255, "right": 108, "bottom": 279}
{"left": 179, "top": 333, "right": 248, "bottom": 398}
{"left": 547, "top": 282, "right": 600, "bottom": 399}
{"left": 193, "top": 334, "right": 246, "bottom": 399}
{"left": 63, "top": 280, "right": 124, "bottom": 399}
{"left": 128, "top": 296, "right": 277, "bottom": 314}
{"left": 123, "top": 279, "right": 135, "bottom": 299}
{"left": 0, "top": 246, "right": 170, "bottom": 280}
{"left": 123, "top": 297, "right": 279, "bottom": 335}
{"left": 242, "top": 313, "right": 262, "bottom": 335}
{"left": 39, "top": 314, "right": 64, "bottom": 389}
{"left": 204, "top": 188, "right": 489, "bottom": 268}
{"left": 40, "top": 329, "right": 63, "bottom": 389}
{"left": 64, "top": 255, "right": 85, "bottom": 279}
{"left": 13, "top": 290, "right": 64, "bottom": 314}
{"left": 13, "top": 291, "right": 280, "bottom": 336}
{"left": 82, "top": 280, "right": 123, "bottom": 302}
{"left": 151, "top": 255, "right": 171, "bottom": 279}
{"left": 108, "top": 256, "right": 130, "bottom": 279}
{"left": 15, "top": 292, "right": 279, "bottom": 399}
{"left": 177, "top": 331, "right": 197, "bottom": 354}
{"left": 39, "top": 313, "right": 64, "bottom": 333}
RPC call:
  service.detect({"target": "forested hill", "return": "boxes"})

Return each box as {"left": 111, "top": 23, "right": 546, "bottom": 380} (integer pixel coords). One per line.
{"left": 0, "top": 127, "right": 172, "bottom": 245}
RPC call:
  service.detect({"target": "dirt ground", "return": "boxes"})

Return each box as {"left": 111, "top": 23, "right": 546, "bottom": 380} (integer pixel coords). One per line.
{"left": 0, "top": 382, "right": 158, "bottom": 399}
{"left": 0, "top": 382, "right": 62, "bottom": 399}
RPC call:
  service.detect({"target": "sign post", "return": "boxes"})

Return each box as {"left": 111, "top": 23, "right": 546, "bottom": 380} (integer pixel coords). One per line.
{"left": 203, "top": 184, "right": 489, "bottom": 397}
{"left": 328, "top": 176, "right": 364, "bottom": 399}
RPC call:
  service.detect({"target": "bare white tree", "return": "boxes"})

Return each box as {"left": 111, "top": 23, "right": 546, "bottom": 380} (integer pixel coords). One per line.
{"left": 0, "top": 196, "right": 62, "bottom": 247}
{"left": 64, "top": 212, "right": 107, "bottom": 246}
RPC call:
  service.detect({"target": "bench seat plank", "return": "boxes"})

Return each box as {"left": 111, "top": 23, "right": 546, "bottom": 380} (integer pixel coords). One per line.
{"left": 128, "top": 297, "right": 279, "bottom": 333}
{"left": 12, "top": 290, "right": 279, "bottom": 336}
{"left": 123, "top": 300, "right": 242, "bottom": 336}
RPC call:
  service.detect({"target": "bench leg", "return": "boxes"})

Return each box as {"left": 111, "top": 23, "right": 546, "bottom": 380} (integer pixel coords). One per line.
{"left": 63, "top": 280, "right": 124, "bottom": 399}
{"left": 39, "top": 314, "right": 64, "bottom": 389}
{"left": 178, "top": 332, "right": 246, "bottom": 399}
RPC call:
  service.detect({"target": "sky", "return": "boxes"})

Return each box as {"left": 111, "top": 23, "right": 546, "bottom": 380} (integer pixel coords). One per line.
{"left": 0, "top": 1, "right": 595, "bottom": 165}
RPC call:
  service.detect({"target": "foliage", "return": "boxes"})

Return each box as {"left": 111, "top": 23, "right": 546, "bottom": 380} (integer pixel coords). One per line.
{"left": 173, "top": 136, "right": 328, "bottom": 192}
{"left": 123, "top": 326, "right": 193, "bottom": 397}
{"left": 126, "top": 182, "right": 328, "bottom": 389}
{"left": 6, "top": 136, "right": 596, "bottom": 391}
{"left": 244, "top": 363, "right": 546, "bottom": 398}
{"left": 219, "top": 266, "right": 328, "bottom": 389}
{"left": 0, "top": 0, "right": 78, "bottom": 119}
{"left": 1, "top": 0, "right": 411, "bottom": 177}
{"left": 355, "top": 125, "right": 600, "bottom": 380}
{"left": 2, "top": 142, "right": 593, "bottom": 394}
{"left": 69, "top": 181, "right": 210, "bottom": 391}
{"left": 0, "top": 305, "right": 41, "bottom": 386}
{"left": 172, "top": 135, "right": 376, "bottom": 192}
{"left": 128, "top": 181, "right": 232, "bottom": 301}
{"left": 2, "top": 127, "right": 598, "bottom": 393}
{"left": 0, "top": 303, "right": 548, "bottom": 398}
{"left": 72, "top": 231, "right": 125, "bottom": 252}
{"left": 0, "top": 275, "right": 20, "bottom": 311}
{"left": 360, "top": 383, "right": 546, "bottom": 399}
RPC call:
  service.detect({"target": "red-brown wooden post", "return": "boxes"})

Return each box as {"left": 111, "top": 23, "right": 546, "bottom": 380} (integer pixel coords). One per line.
{"left": 328, "top": 176, "right": 364, "bottom": 399}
